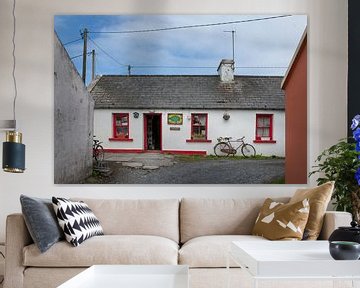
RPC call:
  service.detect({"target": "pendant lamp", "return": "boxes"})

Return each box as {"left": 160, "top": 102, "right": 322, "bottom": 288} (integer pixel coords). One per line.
{"left": 1, "top": 0, "right": 25, "bottom": 173}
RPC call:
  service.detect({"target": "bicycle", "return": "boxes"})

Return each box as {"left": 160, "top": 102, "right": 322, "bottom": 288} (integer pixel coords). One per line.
{"left": 93, "top": 135, "right": 104, "bottom": 163}
{"left": 214, "top": 136, "right": 256, "bottom": 157}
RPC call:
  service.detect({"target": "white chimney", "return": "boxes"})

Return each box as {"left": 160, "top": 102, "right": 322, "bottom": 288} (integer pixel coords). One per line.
{"left": 217, "top": 59, "right": 234, "bottom": 82}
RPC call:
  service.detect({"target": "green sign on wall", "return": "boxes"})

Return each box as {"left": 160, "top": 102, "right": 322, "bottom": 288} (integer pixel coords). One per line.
{"left": 167, "top": 113, "right": 183, "bottom": 125}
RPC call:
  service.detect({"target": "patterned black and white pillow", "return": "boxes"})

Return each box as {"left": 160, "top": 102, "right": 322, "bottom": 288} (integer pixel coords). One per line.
{"left": 52, "top": 197, "right": 104, "bottom": 247}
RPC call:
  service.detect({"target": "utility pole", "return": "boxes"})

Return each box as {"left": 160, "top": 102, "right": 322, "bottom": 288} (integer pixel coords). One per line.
{"left": 224, "top": 30, "right": 236, "bottom": 63}
{"left": 91, "top": 49, "right": 96, "bottom": 81}
{"left": 81, "top": 28, "right": 88, "bottom": 83}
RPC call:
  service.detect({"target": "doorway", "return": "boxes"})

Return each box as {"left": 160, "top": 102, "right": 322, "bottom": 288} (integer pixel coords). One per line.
{"left": 144, "top": 113, "right": 162, "bottom": 151}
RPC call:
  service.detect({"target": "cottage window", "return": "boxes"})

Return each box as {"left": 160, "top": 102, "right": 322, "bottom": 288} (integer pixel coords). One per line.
{"left": 192, "top": 114, "right": 207, "bottom": 140}
{"left": 113, "top": 113, "right": 129, "bottom": 139}
{"left": 254, "top": 114, "right": 276, "bottom": 143}
{"left": 183, "top": 113, "right": 211, "bottom": 144}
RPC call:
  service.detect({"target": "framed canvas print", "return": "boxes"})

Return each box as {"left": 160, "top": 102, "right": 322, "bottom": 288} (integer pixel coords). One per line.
{"left": 54, "top": 14, "right": 307, "bottom": 184}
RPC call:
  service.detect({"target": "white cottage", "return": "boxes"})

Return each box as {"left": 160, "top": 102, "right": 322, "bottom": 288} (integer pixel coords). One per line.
{"left": 89, "top": 60, "right": 285, "bottom": 156}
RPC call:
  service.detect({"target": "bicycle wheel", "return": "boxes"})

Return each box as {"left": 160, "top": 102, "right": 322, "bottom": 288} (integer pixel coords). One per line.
{"left": 214, "top": 142, "right": 231, "bottom": 157}
{"left": 241, "top": 143, "right": 256, "bottom": 157}
{"left": 94, "top": 145, "right": 104, "bottom": 162}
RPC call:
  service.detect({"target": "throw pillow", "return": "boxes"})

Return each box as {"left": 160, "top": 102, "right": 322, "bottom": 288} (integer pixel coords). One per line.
{"left": 52, "top": 197, "right": 104, "bottom": 247}
{"left": 20, "top": 195, "right": 64, "bottom": 253}
{"left": 252, "top": 198, "right": 310, "bottom": 240}
{"left": 289, "top": 181, "right": 334, "bottom": 240}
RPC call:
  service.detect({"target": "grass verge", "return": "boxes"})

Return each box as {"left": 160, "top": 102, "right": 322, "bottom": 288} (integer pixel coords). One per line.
{"left": 175, "top": 154, "right": 284, "bottom": 162}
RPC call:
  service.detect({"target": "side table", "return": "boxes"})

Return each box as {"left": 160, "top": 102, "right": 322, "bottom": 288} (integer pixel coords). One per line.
{"left": 227, "top": 240, "right": 360, "bottom": 288}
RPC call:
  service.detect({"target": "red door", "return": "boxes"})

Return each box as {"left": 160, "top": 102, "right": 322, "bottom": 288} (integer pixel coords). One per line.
{"left": 143, "top": 113, "right": 162, "bottom": 151}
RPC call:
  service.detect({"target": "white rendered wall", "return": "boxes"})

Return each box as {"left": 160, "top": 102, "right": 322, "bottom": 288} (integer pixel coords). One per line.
{"left": 95, "top": 109, "right": 285, "bottom": 156}
{"left": 0, "top": 0, "right": 348, "bottom": 242}
{"left": 95, "top": 110, "right": 144, "bottom": 151}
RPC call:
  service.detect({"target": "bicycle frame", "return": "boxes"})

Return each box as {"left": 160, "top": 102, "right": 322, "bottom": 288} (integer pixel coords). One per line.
{"left": 215, "top": 136, "right": 256, "bottom": 157}
{"left": 227, "top": 139, "right": 245, "bottom": 153}
{"left": 217, "top": 137, "right": 245, "bottom": 154}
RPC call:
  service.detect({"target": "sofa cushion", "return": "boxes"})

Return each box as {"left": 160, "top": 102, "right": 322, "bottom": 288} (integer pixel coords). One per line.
{"left": 289, "top": 181, "right": 334, "bottom": 240}
{"left": 72, "top": 198, "right": 179, "bottom": 243}
{"left": 20, "top": 195, "right": 64, "bottom": 253}
{"left": 52, "top": 197, "right": 104, "bottom": 247}
{"left": 180, "top": 198, "right": 289, "bottom": 243}
{"left": 252, "top": 198, "right": 310, "bottom": 240}
{"left": 179, "top": 235, "right": 267, "bottom": 268}
{"left": 23, "top": 235, "right": 179, "bottom": 267}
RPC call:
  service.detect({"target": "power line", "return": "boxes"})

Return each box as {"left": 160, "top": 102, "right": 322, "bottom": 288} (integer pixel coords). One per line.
{"left": 63, "top": 37, "right": 82, "bottom": 46}
{"left": 132, "top": 65, "right": 216, "bottom": 69}
{"left": 131, "top": 65, "right": 288, "bottom": 69}
{"left": 71, "top": 51, "right": 92, "bottom": 60}
{"left": 88, "top": 36, "right": 128, "bottom": 67}
{"left": 237, "top": 66, "right": 287, "bottom": 69}
{"left": 89, "top": 15, "right": 291, "bottom": 34}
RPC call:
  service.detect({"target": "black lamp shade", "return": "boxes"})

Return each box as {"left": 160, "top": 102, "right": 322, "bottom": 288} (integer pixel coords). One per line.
{"left": 3, "top": 141, "right": 25, "bottom": 173}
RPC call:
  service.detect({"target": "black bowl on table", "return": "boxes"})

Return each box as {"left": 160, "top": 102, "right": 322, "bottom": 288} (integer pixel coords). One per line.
{"left": 329, "top": 241, "right": 360, "bottom": 260}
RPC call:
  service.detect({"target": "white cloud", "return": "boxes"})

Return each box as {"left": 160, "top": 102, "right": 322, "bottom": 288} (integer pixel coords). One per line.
{"left": 58, "top": 14, "right": 307, "bottom": 80}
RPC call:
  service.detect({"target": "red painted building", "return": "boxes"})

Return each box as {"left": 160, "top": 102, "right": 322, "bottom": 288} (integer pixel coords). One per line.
{"left": 281, "top": 31, "right": 307, "bottom": 184}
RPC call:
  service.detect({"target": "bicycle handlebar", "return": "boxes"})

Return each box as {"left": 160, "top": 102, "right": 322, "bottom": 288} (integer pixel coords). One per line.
{"left": 93, "top": 136, "right": 102, "bottom": 145}
{"left": 217, "top": 136, "right": 245, "bottom": 142}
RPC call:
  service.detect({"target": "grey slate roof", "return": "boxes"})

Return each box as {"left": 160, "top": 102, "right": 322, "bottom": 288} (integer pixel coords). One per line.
{"left": 89, "top": 75, "right": 284, "bottom": 110}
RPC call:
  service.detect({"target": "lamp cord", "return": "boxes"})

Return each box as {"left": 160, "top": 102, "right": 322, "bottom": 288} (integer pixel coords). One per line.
{"left": 0, "top": 251, "right": 4, "bottom": 284}
{"left": 11, "top": 0, "right": 17, "bottom": 130}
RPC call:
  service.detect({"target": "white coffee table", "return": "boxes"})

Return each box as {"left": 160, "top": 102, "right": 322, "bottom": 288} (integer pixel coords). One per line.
{"left": 57, "top": 265, "right": 189, "bottom": 288}
{"left": 228, "top": 240, "right": 360, "bottom": 288}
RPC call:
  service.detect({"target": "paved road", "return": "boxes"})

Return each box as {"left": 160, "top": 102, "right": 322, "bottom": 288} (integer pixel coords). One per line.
{"left": 89, "top": 156, "right": 284, "bottom": 184}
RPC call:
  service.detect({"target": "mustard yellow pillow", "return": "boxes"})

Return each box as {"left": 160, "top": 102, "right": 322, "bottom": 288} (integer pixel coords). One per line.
{"left": 289, "top": 181, "right": 334, "bottom": 240}
{"left": 252, "top": 198, "right": 310, "bottom": 240}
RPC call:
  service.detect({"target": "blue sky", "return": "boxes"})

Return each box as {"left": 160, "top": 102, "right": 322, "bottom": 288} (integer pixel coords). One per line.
{"left": 54, "top": 15, "right": 307, "bottom": 85}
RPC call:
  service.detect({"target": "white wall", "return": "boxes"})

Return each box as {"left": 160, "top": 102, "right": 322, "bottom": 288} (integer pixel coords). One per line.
{"left": 95, "top": 109, "right": 144, "bottom": 151}
{"left": 0, "top": 0, "right": 347, "bottom": 242}
{"left": 95, "top": 109, "right": 285, "bottom": 156}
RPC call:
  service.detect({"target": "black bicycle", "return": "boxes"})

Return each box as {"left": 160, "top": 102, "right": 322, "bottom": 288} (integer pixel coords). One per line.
{"left": 214, "top": 136, "right": 256, "bottom": 157}
{"left": 93, "top": 136, "right": 104, "bottom": 163}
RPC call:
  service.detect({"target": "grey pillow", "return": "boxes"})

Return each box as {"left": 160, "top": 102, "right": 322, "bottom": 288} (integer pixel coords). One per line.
{"left": 20, "top": 195, "right": 64, "bottom": 253}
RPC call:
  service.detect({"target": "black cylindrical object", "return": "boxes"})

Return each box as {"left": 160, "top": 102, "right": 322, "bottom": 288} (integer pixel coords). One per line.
{"left": 329, "top": 241, "right": 360, "bottom": 260}
{"left": 2, "top": 131, "right": 25, "bottom": 173}
{"left": 328, "top": 221, "right": 360, "bottom": 244}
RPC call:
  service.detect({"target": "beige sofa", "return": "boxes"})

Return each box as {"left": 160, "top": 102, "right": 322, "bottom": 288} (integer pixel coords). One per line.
{"left": 4, "top": 198, "right": 352, "bottom": 288}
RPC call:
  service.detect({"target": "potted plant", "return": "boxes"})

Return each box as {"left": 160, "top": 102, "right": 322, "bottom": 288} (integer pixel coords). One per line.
{"left": 309, "top": 115, "right": 360, "bottom": 222}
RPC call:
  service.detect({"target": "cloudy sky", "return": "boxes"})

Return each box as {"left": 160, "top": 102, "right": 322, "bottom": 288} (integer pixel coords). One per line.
{"left": 55, "top": 15, "right": 307, "bottom": 85}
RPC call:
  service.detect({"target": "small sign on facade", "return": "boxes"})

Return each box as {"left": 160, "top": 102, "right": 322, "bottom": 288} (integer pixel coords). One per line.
{"left": 170, "top": 127, "right": 180, "bottom": 131}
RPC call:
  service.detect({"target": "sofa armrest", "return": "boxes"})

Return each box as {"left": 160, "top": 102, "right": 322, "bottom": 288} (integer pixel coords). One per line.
{"left": 4, "top": 213, "right": 33, "bottom": 288}
{"left": 318, "top": 211, "right": 352, "bottom": 240}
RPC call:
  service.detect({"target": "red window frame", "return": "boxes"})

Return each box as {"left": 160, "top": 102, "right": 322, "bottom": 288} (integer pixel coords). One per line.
{"left": 186, "top": 113, "right": 211, "bottom": 143}
{"left": 254, "top": 114, "right": 276, "bottom": 143}
{"left": 109, "top": 113, "right": 133, "bottom": 142}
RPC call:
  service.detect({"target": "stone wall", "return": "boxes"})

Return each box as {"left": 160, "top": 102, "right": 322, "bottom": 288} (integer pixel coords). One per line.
{"left": 54, "top": 32, "right": 94, "bottom": 184}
